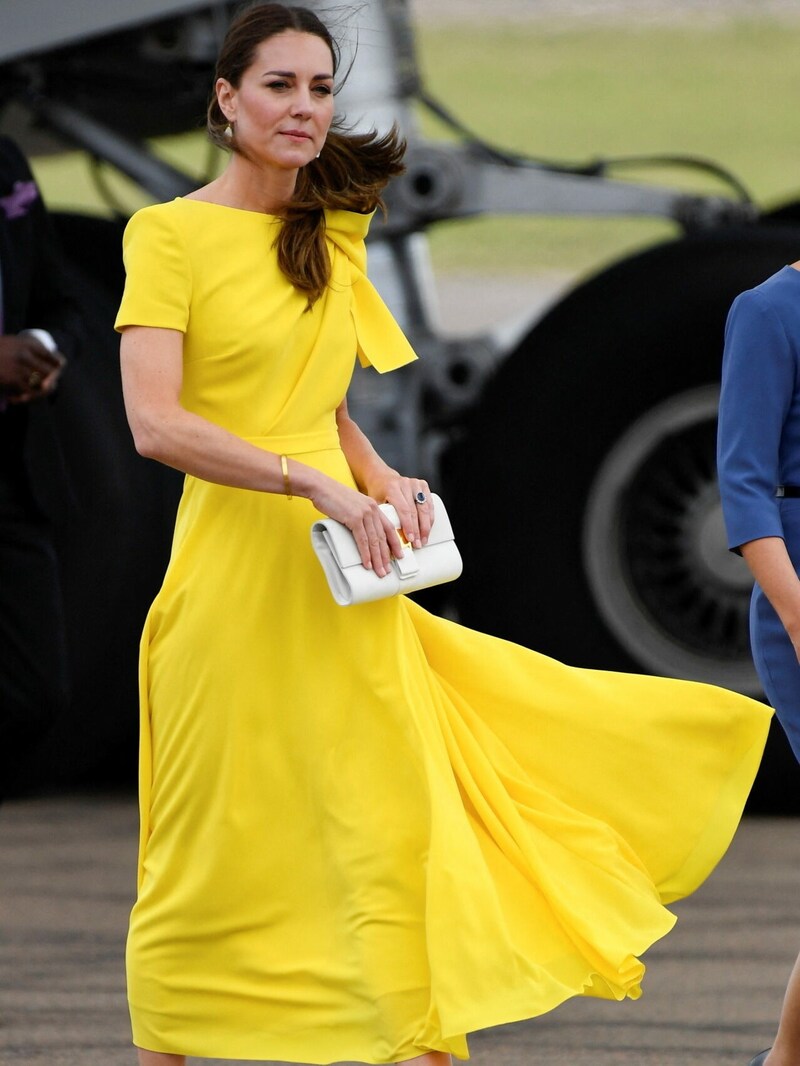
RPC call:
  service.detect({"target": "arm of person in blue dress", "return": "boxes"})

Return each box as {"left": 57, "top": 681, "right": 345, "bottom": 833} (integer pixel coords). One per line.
{"left": 718, "top": 285, "right": 795, "bottom": 548}
{"left": 335, "top": 397, "right": 433, "bottom": 550}
{"left": 119, "top": 323, "right": 405, "bottom": 577}
{"left": 718, "top": 277, "right": 800, "bottom": 661}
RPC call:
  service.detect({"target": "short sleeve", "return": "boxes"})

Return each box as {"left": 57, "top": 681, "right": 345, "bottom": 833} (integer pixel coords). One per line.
{"left": 717, "top": 288, "right": 796, "bottom": 551}
{"left": 114, "top": 204, "right": 191, "bottom": 333}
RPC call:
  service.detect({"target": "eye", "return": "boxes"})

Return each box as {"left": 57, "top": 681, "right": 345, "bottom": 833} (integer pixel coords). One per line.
{"left": 313, "top": 84, "right": 333, "bottom": 97}
{"left": 266, "top": 80, "right": 289, "bottom": 91}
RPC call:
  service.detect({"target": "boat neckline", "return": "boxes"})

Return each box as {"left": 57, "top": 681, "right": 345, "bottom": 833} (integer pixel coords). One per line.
{"left": 177, "top": 197, "right": 281, "bottom": 218}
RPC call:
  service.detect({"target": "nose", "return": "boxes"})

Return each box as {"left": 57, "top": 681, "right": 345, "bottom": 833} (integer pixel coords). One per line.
{"left": 291, "top": 86, "right": 314, "bottom": 119}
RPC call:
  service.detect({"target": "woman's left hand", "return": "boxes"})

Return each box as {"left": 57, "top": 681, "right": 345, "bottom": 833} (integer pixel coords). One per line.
{"left": 379, "top": 475, "right": 435, "bottom": 549}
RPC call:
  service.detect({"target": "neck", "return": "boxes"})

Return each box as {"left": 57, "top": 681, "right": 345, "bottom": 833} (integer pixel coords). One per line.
{"left": 212, "top": 154, "right": 298, "bottom": 214}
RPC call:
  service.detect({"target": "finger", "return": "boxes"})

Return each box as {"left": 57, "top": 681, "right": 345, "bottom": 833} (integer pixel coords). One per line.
{"left": 367, "top": 529, "right": 385, "bottom": 576}
{"left": 15, "top": 361, "right": 48, "bottom": 394}
{"left": 352, "top": 513, "right": 390, "bottom": 577}
{"left": 18, "top": 333, "right": 66, "bottom": 360}
{"left": 380, "top": 510, "right": 405, "bottom": 560}
{"left": 368, "top": 512, "right": 393, "bottom": 576}
{"left": 399, "top": 494, "right": 421, "bottom": 549}
{"left": 23, "top": 360, "right": 62, "bottom": 394}
{"left": 401, "top": 512, "right": 419, "bottom": 550}
{"left": 18, "top": 345, "right": 64, "bottom": 374}
{"left": 40, "top": 367, "right": 63, "bottom": 392}
{"left": 24, "top": 371, "right": 44, "bottom": 393}
{"left": 35, "top": 351, "right": 65, "bottom": 372}
{"left": 391, "top": 486, "right": 421, "bottom": 549}
{"left": 351, "top": 524, "right": 376, "bottom": 572}
{"left": 414, "top": 482, "right": 433, "bottom": 545}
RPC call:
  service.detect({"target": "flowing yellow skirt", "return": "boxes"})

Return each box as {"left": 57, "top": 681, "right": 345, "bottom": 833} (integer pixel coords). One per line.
{"left": 127, "top": 446, "right": 770, "bottom": 1063}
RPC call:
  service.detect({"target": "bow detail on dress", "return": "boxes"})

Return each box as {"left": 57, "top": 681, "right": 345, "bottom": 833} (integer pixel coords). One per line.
{"left": 324, "top": 209, "right": 418, "bottom": 374}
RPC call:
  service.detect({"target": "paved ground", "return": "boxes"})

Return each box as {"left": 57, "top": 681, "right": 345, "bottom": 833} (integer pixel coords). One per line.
{"left": 430, "top": 271, "right": 572, "bottom": 337}
{"left": 1, "top": 794, "right": 798, "bottom": 1066}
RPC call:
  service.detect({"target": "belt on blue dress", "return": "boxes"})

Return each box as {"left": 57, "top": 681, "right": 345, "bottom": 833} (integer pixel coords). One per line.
{"left": 776, "top": 485, "right": 800, "bottom": 497}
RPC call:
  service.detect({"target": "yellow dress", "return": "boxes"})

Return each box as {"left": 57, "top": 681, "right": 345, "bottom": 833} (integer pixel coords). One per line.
{"left": 115, "top": 198, "right": 771, "bottom": 1064}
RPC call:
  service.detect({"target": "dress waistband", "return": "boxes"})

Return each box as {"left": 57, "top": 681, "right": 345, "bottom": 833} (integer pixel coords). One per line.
{"left": 244, "top": 430, "right": 340, "bottom": 455}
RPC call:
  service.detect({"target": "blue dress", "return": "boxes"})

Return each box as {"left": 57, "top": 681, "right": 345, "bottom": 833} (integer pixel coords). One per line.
{"left": 718, "top": 264, "right": 800, "bottom": 761}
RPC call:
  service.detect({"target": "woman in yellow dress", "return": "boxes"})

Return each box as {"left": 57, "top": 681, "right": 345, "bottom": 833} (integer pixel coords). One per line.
{"left": 116, "top": 5, "right": 771, "bottom": 1065}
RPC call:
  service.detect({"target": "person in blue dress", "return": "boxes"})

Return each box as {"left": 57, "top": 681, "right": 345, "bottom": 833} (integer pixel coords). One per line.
{"left": 718, "top": 262, "right": 800, "bottom": 1066}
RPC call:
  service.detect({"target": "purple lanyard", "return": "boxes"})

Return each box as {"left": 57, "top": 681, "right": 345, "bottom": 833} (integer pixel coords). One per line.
{"left": 0, "top": 255, "right": 6, "bottom": 413}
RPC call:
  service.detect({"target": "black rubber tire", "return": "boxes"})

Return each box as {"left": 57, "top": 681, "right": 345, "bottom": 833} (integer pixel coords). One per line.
{"left": 763, "top": 198, "right": 800, "bottom": 225}
{"left": 20, "top": 213, "right": 182, "bottom": 790}
{"left": 441, "top": 226, "right": 800, "bottom": 810}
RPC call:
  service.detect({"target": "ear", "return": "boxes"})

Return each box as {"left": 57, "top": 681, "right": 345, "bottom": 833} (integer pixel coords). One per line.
{"left": 216, "top": 78, "right": 236, "bottom": 123}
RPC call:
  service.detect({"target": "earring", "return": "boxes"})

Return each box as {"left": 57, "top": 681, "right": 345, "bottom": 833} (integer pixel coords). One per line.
{"left": 316, "top": 150, "right": 321, "bottom": 159}
{"left": 223, "top": 123, "right": 233, "bottom": 142}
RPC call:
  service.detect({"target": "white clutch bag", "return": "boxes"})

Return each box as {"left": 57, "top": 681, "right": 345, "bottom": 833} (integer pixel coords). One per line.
{"left": 310, "top": 492, "right": 462, "bottom": 606}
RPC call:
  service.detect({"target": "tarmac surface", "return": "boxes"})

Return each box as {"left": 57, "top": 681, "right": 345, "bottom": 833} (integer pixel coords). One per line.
{"left": 1, "top": 794, "right": 799, "bottom": 1066}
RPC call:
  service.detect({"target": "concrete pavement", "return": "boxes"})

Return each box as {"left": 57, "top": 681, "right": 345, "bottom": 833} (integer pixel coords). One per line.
{"left": 1, "top": 795, "right": 798, "bottom": 1065}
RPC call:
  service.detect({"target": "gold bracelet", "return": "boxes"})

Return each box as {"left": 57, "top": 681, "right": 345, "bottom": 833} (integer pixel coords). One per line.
{"left": 280, "top": 454, "right": 293, "bottom": 500}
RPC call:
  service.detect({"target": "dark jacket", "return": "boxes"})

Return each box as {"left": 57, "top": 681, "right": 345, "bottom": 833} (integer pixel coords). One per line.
{"left": 0, "top": 135, "right": 82, "bottom": 512}
{"left": 0, "top": 135, "right": 80, "bottom": 350}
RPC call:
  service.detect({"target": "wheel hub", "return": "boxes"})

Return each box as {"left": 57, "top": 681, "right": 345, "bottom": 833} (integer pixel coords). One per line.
{"left": 583, "top": 385, "right": 759, "bottom": 694}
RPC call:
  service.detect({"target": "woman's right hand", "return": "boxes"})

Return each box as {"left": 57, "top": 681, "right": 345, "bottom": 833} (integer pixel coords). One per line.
{"left": 309, "top": 477, "right": 404, "bottom": 578}
{"left": 741, "top": 537, "right": 800, "bottom": 665}
{"left": 785, "top": 622, "right": 800, "bottom": 666}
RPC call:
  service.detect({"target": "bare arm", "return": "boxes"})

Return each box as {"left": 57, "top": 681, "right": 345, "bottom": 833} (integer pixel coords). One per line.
{"left": 740, "top": 535, "right": 800, "bottom": 663}
{"left": 336, "top": 398, "right": 433, "bottom": 549}
{"left": 120, "top": 325, "right": 401, "bottom": 575}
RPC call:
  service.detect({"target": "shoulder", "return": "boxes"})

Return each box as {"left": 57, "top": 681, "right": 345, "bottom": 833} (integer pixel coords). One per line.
{"left": 122, "top": 200, "right": 192, "bottom": 257}
{"left": 731, "top": 268, "right": 800, "bottom": 322}
{"left": 124, "top": 198, "right": 185, "bottom": 234}
{"left": 120, "top": 200, "right": 195, "bottom": 289}
{"left": 721, "top": 269, "right": 800, "bottom": 388}
{"left": 726, "top": 268, "right": 800, "bottom": 348}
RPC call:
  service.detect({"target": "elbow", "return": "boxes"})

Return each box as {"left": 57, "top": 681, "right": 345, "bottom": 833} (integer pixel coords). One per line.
{"left": 127, "top": 411, "right": 173, "bottom": 463}
{"left": 131, "top": 429, "right": 163, "bottom": 461}
{"left": 335, "top": 406, "right": 355, "bottom": 437}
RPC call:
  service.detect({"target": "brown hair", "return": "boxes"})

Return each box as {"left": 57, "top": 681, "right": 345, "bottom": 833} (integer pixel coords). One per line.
{"left": 208, "top": 3, "right": 406, "bottom": 306}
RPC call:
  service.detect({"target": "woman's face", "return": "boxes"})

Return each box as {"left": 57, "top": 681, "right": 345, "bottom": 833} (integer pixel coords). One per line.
{"left": 217, "top": 30, "right": 335, "bottom": 171}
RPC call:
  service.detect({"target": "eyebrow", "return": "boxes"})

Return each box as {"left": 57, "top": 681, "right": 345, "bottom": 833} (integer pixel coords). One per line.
{"left": 262, "top": 69, "right": 334, "bottom": 80}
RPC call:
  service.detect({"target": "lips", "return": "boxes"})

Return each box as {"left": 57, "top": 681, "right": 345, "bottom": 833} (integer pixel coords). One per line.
{"left": 281, "top": 130, "right": 311, "bottom": 140}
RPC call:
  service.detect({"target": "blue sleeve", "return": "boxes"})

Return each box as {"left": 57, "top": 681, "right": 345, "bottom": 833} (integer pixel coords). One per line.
{"left": 717, "top": 288, "right": 796, "bottom": 551}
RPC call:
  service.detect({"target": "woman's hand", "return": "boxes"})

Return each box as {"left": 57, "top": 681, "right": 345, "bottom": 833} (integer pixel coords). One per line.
{"left": 378, "top": 474, "right": 435, "bottom": 550}
{"left": 333, "top": 400, "right": 434, "bottom": 549}
{"left": 309, "top": 477, "right": 404, "bottom": 578}
{"left": 784, "top": 619, "right": 800, "bottom": 666}
{"left": 741, "top": 537, "right": 800, "bottom": 664}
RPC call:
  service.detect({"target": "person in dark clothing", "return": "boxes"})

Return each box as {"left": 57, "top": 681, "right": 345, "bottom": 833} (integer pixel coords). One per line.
{"left": 0, "top": 134, "right": 81, "bottom": 797}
